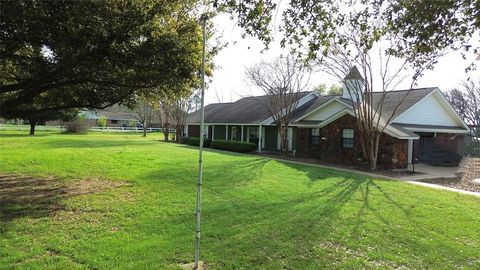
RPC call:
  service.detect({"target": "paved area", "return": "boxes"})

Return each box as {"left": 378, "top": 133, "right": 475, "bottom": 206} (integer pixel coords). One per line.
{"left": 401, "top": 163, "right": 461, "bottom": 181}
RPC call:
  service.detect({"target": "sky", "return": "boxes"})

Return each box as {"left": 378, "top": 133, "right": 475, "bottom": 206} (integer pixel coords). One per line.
{"left": 204, "top": 13, "right": 480, "bottom": 105}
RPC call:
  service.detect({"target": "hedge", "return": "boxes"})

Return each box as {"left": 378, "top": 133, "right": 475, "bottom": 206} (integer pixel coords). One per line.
{"left": 210, "top": 139, "right": 256, "bottom": 153}
{"left": 186, "top": 137, "right": 211, "bottom": 148}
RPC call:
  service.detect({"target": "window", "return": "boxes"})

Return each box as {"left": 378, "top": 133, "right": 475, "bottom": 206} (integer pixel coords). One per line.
{"left": 231, "top": 126, "right": 238, "bottom": 140}
{"left": 342, "top": 129, "right": 354, "bottom": 148}
{"left": 310, "top": 128, "right": 320, "bottom": 145}
{"left": 111, "top": 119, "right": 118, "bottom": 124}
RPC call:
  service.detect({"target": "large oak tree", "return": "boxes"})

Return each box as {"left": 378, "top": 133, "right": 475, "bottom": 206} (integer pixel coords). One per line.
{"left": 0, "top": 0, "right": 204, "bottom": 119}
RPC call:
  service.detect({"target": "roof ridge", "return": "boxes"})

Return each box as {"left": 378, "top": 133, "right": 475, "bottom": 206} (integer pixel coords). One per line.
{"left": 372, "top": 87, "right": 436, "bottom": 94}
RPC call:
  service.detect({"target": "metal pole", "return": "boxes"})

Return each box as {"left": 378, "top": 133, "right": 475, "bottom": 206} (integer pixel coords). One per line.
{"left": 194, "top": 13, "right": 207, "bottom": 270}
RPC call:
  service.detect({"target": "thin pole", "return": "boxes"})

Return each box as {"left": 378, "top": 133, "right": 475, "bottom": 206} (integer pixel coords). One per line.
{"left": 194, "top": 14, "right": 207, "bottom": 270}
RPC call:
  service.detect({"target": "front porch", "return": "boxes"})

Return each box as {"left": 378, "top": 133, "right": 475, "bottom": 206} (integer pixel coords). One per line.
{"left": 186, "top": 124, "right": 295, "bottom": 152}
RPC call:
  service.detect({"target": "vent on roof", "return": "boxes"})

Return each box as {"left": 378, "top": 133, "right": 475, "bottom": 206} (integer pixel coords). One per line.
{"left": 342, "top": 66, "right": 365, "bottom": 102}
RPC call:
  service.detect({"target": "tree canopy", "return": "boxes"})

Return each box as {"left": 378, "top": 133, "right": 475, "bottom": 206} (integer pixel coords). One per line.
{"left": 219, "top": 0, "right": 479, "bottom": 69}
{"left": 0, "top": 0, "right": 204, "bottom": 119}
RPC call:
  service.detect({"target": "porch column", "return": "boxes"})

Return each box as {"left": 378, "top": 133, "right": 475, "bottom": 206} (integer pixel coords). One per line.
{"left": 205, "top": 124, "right": 209, "bottom": 138}
{"left": 241, "top": 125, "right": 244, "bottom": 142}
{"left": 185, "top": 125, "right": 189, "bottom": 137}
{"left": 225, "top": 124, "right": 228, "bottom": 140}
{"left": 258, "top": 125, "right": 262, "bottom": 152}
{"left": 408, "top": 139, "right": 413, "bottom": 164}
{"left": 212, "top": 125, "right": 215, "bottom": 141}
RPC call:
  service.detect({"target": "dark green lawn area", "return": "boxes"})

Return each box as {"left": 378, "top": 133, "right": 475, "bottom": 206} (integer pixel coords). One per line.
{"left": 0, "top": 131, "right": 479, "bottom": 269}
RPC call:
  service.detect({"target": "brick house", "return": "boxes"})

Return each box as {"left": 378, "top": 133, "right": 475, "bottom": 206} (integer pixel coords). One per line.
{"left": 185, "top": 68, "right": 469, "bottom": 169}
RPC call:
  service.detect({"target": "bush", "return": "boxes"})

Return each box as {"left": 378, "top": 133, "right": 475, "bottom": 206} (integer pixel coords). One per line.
{"left": 65, "top": 116, "right": 89, "bottom": 133}
{"left": 186, "top": 137, "right": 211, "bottom": 148}
{"left": 97, "top": 116, "right": 107, "bottom": 127}
{"left": 211, "top": 140, "right": 256, "bottom": 153}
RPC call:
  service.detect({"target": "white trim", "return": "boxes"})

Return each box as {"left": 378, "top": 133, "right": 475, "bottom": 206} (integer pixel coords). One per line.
{"left": 408, "top": 139, "right": 413, "bottom": 164}
{"left": 294, "top": 98, "right": 347, "bottom": 122}
{"left": 241, "top": 125, "right": 244, "bottom": 141}
{"left": 258, "top": 125, "right": 262, "bottom": 152}
{"left": 401, "top": 127, "right": 469, "bottom": 134}
{"left": 434, "top": 90, "right": 470, "bottom": 130}
{"left": 391, "top": 88, "right": 469, "bottom": 130}
{"left": 259, "top": 92, "right": 318, "bottom": 125}
{"left": 295, "top": 108, "right": 419, "bottom": 140}
{"left": 317, "top": 109, "right": 355, "bottom": 128}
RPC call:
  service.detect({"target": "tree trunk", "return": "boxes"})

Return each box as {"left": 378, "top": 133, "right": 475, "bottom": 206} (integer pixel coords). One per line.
{"left": 176, "top": 128, "right": 182, "bottom": 143}
{"left": 143, "top": 125, "right": 147, "bottom": 137}
{"left": 29, "top": 122, "right": 36, "bottom": 135}
{"left": 278, "top": 125, "right": 288, "bottom": 154}
{"left": 163, "top": 127, "right": 169, "bottom": 142}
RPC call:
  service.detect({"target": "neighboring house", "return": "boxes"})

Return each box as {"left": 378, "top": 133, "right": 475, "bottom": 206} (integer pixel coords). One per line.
{"left": 186, "top": 69, "right": 469, "bottom": 169}
{"left": 80, "top": 110, "right": 139, "bottom": 127}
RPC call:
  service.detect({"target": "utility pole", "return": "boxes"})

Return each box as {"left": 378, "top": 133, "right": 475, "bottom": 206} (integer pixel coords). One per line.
{"left": 194, "top": 13, "right": 208, "bottom": 270}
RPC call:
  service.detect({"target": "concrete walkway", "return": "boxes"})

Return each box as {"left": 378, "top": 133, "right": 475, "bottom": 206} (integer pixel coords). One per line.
{"left": 401, "top": 163, "right": 460, "bottom": 181}
{"left": 406, "top": 181, "right": 480, "bottom": 197}
{"left": 264, "top": 156, "right": 480, "bottom": 197}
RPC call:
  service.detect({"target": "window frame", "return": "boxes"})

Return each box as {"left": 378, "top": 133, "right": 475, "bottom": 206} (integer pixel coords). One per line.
{"left": 341, "top": 128, "right": 354, "bottom": 149}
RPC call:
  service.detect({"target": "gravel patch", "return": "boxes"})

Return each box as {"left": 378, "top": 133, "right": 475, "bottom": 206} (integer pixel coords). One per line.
{"left": 420, "top": 158, "right": 480, "bottom": 193}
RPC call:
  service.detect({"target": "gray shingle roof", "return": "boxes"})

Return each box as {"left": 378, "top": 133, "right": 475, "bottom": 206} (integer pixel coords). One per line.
{"left": 291, "top": 95, "right": 336, "bottom": 120}
{"left": 186, "top": 88, "right": 437, "bottom": 125}
{"left": 344, "top": 66, "right": 364, "bottom": 80}
{"left": 372, "top": 87, "right": 436, "bottom": 120}
{"left": 187, "top": 92, "right": 311, "bottom": 124}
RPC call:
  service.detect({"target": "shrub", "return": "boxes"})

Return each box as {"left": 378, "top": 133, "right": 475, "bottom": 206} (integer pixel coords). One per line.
{"left": 97, "top": 116, "right": 107, "bottom": 127}
{"left": 65, "top": 115, "right": 89, "bottom": 133}
{"left": 186, "top": 137, "right": 211, "bottom": 148}
{"left": 211, "top": 140, "right": 256, "bottom": 153}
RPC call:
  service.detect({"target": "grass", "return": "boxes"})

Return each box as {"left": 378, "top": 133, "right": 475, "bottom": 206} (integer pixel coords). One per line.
{"left": 0, "top": 131, "right": 479, "bottom": 269}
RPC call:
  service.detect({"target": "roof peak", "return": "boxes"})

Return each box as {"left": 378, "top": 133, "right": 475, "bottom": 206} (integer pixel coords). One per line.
{"left": 344, "top": 66, "right": 364, "bottom": 81}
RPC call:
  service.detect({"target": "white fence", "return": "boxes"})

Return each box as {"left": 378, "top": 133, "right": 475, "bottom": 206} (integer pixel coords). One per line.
{"left": 0, "top": 124, "right": 65, "bottom": 132}
{"left": 0, "top": 124, "right": 172, "bottom": 133}
{"left": 90, "top": 126, "right": 167, "bottom": 133}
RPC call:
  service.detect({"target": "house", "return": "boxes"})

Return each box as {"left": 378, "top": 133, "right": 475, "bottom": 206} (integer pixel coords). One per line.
{"left": 185, "top": 68, "right": 469, "bottom": 169}
{"left": 80, "top": 109, "right": 139, "bottom": 127}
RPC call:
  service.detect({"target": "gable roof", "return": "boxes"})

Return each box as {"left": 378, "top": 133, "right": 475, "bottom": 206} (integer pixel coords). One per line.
{"left": 186, "top": 87, "right": 467, "bottom": 137}
{"left": 186, "top": 92, "right": 311, "bottom": 124}
{"left": 372, "top": 87, "right": 436, "bottom": 120}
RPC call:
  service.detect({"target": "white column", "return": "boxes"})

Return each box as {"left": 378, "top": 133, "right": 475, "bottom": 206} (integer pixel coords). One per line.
{"left": 225, "top": 124, "right": 228, "bottom": 140}
{"left": 408, "top": 139, "right": 413, "bottom": 164}
{"left": 212, "top": 125, "right": 215, "bottom": 141}
{"left": 205, "top": 124, "right": 209, "bottom": 138}
{"left": 241, "top": 125, "right": 244, "bottom": 141}
{"left": 258, "top": 125, "right": 262, "bottom": 152}
{"left": 185, "top": 125, "right": 189, "bottom": 137}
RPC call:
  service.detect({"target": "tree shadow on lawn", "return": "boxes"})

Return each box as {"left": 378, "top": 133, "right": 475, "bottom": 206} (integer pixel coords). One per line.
{"left": 162, "top": 167, "right": 416, "bottom": 268}
{"left": 0, "top": 174, "right": 127, "bottom": 223}
{"left": 140, "top": 158, "right": 270, "bottom": 192}
{"left": 165, "top": 178, "right": 368, "bottom": 266}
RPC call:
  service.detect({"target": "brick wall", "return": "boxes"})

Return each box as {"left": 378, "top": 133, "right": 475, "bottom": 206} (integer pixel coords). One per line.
{"left": 434, "top": 133, "right": 464, "bottom": 153}
{"left": 295, "top": 114, "right": 408, "bottom": 169}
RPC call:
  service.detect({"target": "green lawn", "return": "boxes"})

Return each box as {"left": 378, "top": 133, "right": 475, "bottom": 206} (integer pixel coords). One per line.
{"left": 1, "top": 131, "right": 479, "bottom": 269}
